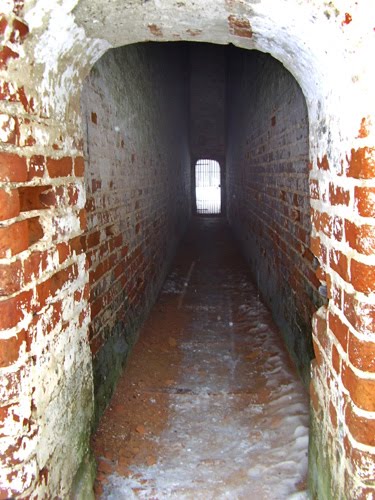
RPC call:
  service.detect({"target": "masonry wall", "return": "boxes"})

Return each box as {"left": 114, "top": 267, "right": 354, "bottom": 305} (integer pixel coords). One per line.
{"left": 0, "top": 1, "right": 374, "bottom": 498}
{"left": 0, "top": 7, "right": 96, "bottom": 498}
{"left": 226, "top": 50, "right": 322, "bottom": 384}
{"left": 80, "top": 42, "right": 191, "bottom": 420}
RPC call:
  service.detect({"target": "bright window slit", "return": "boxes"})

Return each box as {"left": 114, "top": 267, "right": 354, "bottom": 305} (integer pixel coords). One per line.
{"left": 195, "top": 159, "right": 221, "bottom": 215}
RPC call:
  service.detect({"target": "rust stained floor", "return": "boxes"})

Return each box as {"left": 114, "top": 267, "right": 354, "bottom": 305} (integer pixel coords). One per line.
{"left": 92, "top": 217, "right": 309, "bottom": 499}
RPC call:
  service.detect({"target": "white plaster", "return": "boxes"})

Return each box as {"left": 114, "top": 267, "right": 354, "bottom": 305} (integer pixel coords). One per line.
{"left": 0, "top": 114, "right": 14, "bottom": 143}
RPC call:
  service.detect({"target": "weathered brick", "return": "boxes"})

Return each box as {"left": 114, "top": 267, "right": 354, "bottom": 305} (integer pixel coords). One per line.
{"left": 342, "top": 362, "right": 375, "bottom": 411}
{"left": 0, "top": 260, "right": 22, "bottom": 295}
{"left": 0, "top": 290, "right": 32, "bottom": 330}
{"left": 329, "top": 248, "right": 349, "bottom": 281}
{"left": 27, "top": 155, "right": 46, "bottom": 180}
{"left": 355, "top": 186, "right": 375, "bottom": 217}
{"left": 329, "top": 183, "right": 350, "bottom": 206}
{"left": 346, "top": 403, "right": 375, "bottom": 446}
{"left": 74, "top": 156, "right": 85, "bottom": 177}
{"left": 46, "top": 157, "right": 73, "bottom": 178}
{"left": 18, "top": 185, "right": 53, "bottom": 212}
{"left": 0, "top": 152, "right": 27, "bottom": 182}
{"left": 328, "top": 311, "right": 349, "bottom": 350}
{"left": 350, "top": 259, "right": 375, "bottom": 293}
{"left": 0, "top": 330, "right": 27, "bottom": 367}
{"left": 348, "top": 334, "right": 375, "bottom": 372}
{"left": 0, "top": 188, "right": 20, "bottom": 221}
{"left": 0, "top": 220, "right": 29, "bottom": 258}
{"left": 345, "top": 219, "right": 375, "bottom": 255}
{"left": 347, "top": 147, "right": 375, "bottom": 179}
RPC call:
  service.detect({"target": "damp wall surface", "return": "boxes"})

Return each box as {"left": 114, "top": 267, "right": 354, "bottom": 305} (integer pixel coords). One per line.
{"left": 80, "top": 43, "right": 191, "bottom": 421}
{"left": 226, "top": 50, "right": 322, "bottom": 384}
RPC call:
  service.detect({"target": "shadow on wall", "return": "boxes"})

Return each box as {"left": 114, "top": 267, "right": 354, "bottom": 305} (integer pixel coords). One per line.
{"left": 226, "top": 48, "right": 324, "bottom": 385}
{"left": 80, "top": 42, "right": 192, "bottom": 424}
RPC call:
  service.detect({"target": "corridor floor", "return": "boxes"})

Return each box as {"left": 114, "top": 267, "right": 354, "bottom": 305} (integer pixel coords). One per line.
{"left": 92, "top": 218, "right": 310, "bottom": 499}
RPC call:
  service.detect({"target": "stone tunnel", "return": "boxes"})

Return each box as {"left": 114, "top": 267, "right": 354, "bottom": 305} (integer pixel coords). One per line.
{"left": 0, "top": 1, "right": 374, "bottom": 498}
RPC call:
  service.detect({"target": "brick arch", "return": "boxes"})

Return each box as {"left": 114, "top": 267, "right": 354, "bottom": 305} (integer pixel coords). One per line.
{"left": 0, "top": 1, "right": 374, "bottom": 498}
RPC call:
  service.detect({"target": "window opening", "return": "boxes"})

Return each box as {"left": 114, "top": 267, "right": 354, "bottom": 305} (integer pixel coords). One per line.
{"left": 195, "top": 159, "right": 221, "bottom": 215}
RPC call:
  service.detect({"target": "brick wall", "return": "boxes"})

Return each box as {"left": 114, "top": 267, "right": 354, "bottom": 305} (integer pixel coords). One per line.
{"left": 0, "top": 6, "right": 94, "bottom": 498}
{"left": 0, "top": 1, "right": 374, "bottom": 498}
{"left": 80, "top": 42, "right": 191, "bottom": 421}
{"left": 226, "top": 49, "right": 322, "bottom": 384}
{"left": 309, "top": 115, "right": 375, "bottom": 498}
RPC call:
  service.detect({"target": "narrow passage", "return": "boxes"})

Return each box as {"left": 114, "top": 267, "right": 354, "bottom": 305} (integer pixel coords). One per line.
{"left": 93, "top": 218, "right": 309, "bottom": 499}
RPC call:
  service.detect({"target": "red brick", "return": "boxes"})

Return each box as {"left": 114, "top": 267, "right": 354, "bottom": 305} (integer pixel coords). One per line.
{"left": 331, "top": 343, "right": 341, "bottom": 374}
{"left": 74, "top": 156, "right": 85, "bottom": 177}
{"left": 28, "top": 217, "right": 43, "bottom": 245}
{"left": 0, "top": 290, "right": 32, "bottom": 330}
{"left": 348, "top": 334, "right": 375, "bottom": 372}
{"left": 0, "top": 330, "right": 26, "bottom": 367}
{"left": 312, "top": 338, "right": 323, "bottom": 367}
{"left": 346, "top": 403, "right": 375, "bottom": 446}
{"left": 345, "top": 219, "right": 375, "bottom": 255}
{"left": 0, "top": 220, "right": 29, "bottom": 258}
{"left": 91, "top": 296, "right": 103, "bottom": 320}
{"left": 79, "top": 209, "right": 87, "bottom": 231}
{"left": 342, "top": 362, "right": 375, "bottom": 411}
{"left": 0, "top": 15, "right": 7, "bottom": 36}
{"left": 47, "top": 157, "right": 73, "bottom": 178}
{"left": 23, "top": 250, "right": 49, "bottom": 284}
{"left": 355, "top": 186, "right": 375, "bottom": 217}
{"left": 70, "top": 236, "right": 83, "bottom": 255}
{"left": 0, "top": 189, "right": 20, "bottom": 221}
{"left": 87, "top": 230, "right": 100, "bottom": 249}
{"left": 344, "top": 436, "right": 375, "bottom": 482}
{"left": 36, "top": 265, "right": 78, "bottom": 309}
{"left": 329, "top": 249, "right": 349, "bottom": 281}
{"left": 350, "top": 259, "right": 375, "bottom": 293}
{"left": 328, "top": 311, "right": 349, "bottom": 350}
{"left": 329, "top": 183, "right": 350, "bottom": 206}
{"left": 57, "top": 242, "right": 70, "bottom": 264}
{"left": 317, "top": 155, "right": 329, "bottom": 170}
{"left": 0, "top": 260, "right": 22, "bottom": 295}
{"left": 18, "top": 185, "right": 53, "bottom": 212}
{"left": 27, "top": 155, "right": 46, "bottom": 180}
{"left": 0, "top": 152, "right": 27, "bottom": 182}
{"left": 347, "top": 147, "right": 375, "bottom": 179}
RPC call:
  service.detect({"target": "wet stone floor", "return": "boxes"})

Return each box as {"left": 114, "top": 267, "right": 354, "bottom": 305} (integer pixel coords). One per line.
{"left": 92, "top": 217, "right": 310, "bottom": 499}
